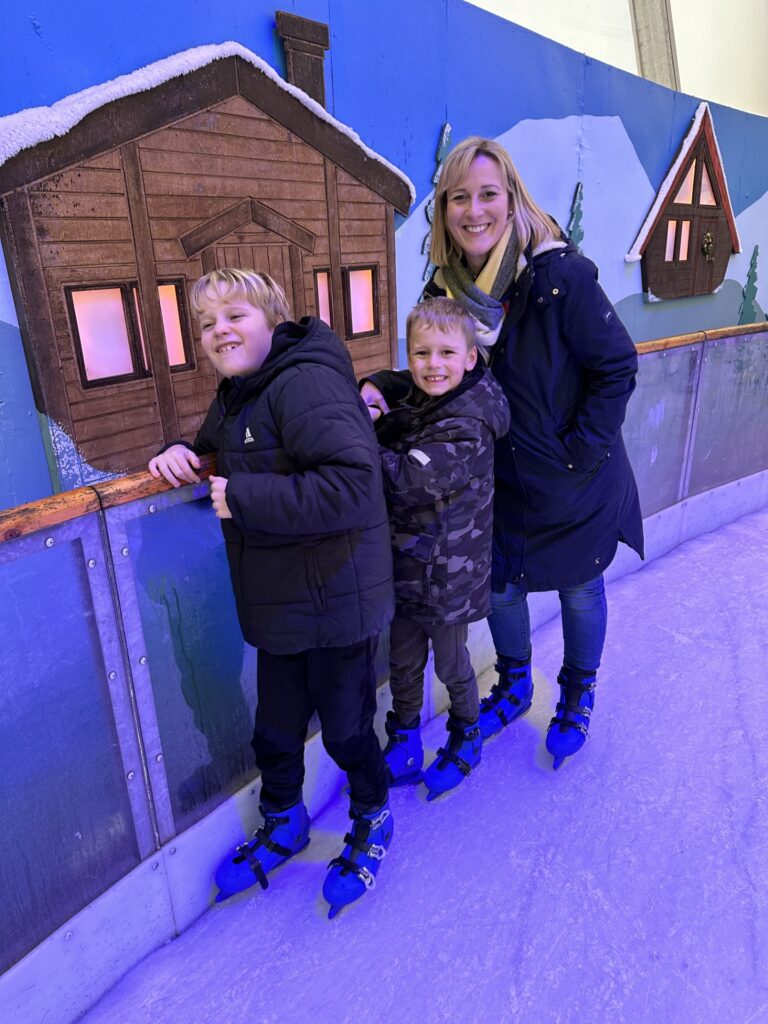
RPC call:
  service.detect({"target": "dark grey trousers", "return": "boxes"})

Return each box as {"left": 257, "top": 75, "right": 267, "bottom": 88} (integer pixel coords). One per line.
{"left": 388, "top": 614, "right": 479, "bottom": 724}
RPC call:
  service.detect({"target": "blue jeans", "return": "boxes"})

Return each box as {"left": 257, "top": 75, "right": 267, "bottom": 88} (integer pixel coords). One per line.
{"left": 488, "top": 575, "right": 607, "bottom": 674}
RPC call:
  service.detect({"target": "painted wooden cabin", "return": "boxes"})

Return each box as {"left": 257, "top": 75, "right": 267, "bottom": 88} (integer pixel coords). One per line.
{"left": 0, "top": 44, "right": 411, "bottom": 477}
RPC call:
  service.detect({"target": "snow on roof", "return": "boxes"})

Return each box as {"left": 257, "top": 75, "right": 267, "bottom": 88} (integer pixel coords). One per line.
{"left": 626, "top": 102, "right": 740, "bottom": 262}
{"left": 0, "top": 41, "right": 415, "bottom": 206}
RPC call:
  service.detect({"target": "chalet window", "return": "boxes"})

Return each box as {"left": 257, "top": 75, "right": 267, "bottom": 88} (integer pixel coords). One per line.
{"left": 67, "top": 285, "right": 148, "bottom": 386}
{"left": 342, "top": 265, "right": 379, "bottom": 339}
{"left": 67, "top": 280, "right": 192, "bottom": 387}
{"left": 314, "top": 269, "right": 333, "bottom": 328}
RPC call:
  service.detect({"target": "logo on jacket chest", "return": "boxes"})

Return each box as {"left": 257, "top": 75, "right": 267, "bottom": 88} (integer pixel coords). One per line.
{"left": 244, "top": 427, "right": 255, "bottom": 444}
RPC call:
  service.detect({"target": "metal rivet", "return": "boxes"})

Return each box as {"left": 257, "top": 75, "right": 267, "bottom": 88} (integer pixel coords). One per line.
{"left": 148, "top": 504, "right": 157, "bottom": 514}
{"left": 169, "top": 847, "right": 177, "bottom": 856}
{"left": 45, "top": 537, "right": 54, "bottom": 548}
{"left": 595, "top": 558, "right": 601, "bottom": 565}
{"left": 108, "top": 671, "right": 117, "bottom": 681}
{"left": 121, "top": 546, "right": 129, "bottom": 557}
{"left": 552, "top": 287, "right": 559, "bottom": 295}
{"left": 87, "top": 558, "right": 97, "bottom": 568}
{"left": 537, "top": 296, "right": 544, "bottom": 304}
{"left": 151, "top": 862, "right": 159, "bottom": 871}
{"left": 126, "top": 770, "right": 136, "bottom": 781}
{"left": 567, "top": 463, "right": 574, "bottom": 470}
{"left": 65, "top": 931, "right": 73, "bottom": 940}
{"left": 139, "top": 656, "right": 147, "bottom": 666}
{"left": 156, "top": 753, "right": 164, "bottom": 763}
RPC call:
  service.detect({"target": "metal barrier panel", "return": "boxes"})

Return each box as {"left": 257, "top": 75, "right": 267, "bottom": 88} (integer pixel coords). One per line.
{"left": 624, "top": 344, "right": 701, "bottom": 516}
{"left": 688, "top": 331, "right": 768, "bottom": 496}
{"left": 0, "top": 516, "right": 142, "bottom": 973}
{"left": 105, "top": 487, "right": 258, "bottom": 837}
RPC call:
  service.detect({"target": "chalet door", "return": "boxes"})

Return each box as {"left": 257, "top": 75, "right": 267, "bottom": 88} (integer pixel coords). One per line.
{"left": 212, "top": 244, "right": 294, "bottom": 308}
{"left": 693, "top": 216, "right": 719, "bottom": 296}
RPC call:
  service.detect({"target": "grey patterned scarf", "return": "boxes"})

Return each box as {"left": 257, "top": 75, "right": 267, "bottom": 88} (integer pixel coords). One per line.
{"left": 441, "top": 224, "right": 520, "bottom": 331}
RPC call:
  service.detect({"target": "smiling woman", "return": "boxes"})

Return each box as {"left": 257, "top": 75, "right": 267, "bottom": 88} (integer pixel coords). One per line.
{"left": 405, "top": 135, "right": 644, "bottom": 771}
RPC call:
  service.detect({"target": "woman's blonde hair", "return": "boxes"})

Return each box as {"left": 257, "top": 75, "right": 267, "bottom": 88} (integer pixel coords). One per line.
{"left": 191, "top": 268, "right": 291, "bottom": 328}
{"left": 430, "top": 136, "right": 559, "bottom": 267}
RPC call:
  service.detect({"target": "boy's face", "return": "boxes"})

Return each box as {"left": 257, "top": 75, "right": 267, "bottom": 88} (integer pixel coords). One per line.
{"left": 407, "top": 324, "right": 477, "bottom": 397}
{"left": 198, "top": 290, "right": 273, "bottom": 377}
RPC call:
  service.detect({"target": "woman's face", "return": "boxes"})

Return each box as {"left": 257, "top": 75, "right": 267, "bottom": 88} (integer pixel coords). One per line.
{"left": 444, "top": 154, "right": 511, "bottom": 274}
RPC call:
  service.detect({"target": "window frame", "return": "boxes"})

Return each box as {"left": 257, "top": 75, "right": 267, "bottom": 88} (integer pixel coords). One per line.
{"left": 313, "top": 267, "right": 334, "bottom": 330}
{"left": 66, "top": 282, "right": 150, "bottom": 389}
{"left": 341, "top": 263, "right": 380, "bottom": 340}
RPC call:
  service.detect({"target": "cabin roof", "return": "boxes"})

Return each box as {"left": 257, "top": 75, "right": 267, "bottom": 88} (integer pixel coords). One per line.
{"left": 0, "top": 41, "right": 414, "bottom": 212}
{"left": 626, "top": 102, "right": 740, "bottom": 262}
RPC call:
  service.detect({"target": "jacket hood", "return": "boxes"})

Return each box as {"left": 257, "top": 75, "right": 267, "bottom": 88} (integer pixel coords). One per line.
{"left": 406, "top": 365, "right": 510, "bottom": 440}
{"left": 215, "top": 317, "right": 354, "bottom": 413}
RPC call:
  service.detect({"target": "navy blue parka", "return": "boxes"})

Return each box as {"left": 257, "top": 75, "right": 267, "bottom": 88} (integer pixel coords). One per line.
{"left": 425, "top": 241, "right": 644, "bottom": 591}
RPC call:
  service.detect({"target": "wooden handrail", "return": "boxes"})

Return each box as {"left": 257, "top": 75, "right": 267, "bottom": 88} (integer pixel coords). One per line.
{"left": 0, "top": 455, "right": 217, "bottom": 542}
{"left": 635, "top": 320, "right": 765, "bottom": 355}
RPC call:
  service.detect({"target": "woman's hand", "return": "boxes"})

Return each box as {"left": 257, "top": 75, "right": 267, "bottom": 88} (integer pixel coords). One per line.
{"left": 148, "top": 445, "right": 201, "bottom": 487}
{"left": 209, "top": 475, "right": 233, "bottom": 519}
{"left": 360, "top": 381, "right": 390, "bottom": 422}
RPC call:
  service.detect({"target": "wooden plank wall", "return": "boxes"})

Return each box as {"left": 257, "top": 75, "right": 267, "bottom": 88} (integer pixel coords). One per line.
{"left": 29, "top": 150, "right": 165, "bottom": 472}
{"left": 335, "top": 167, "right": 392, "bottom": 376}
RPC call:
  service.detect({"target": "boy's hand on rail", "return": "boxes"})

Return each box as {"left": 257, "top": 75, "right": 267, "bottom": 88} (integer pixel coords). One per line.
{"left": 209, "top": 475, "right": 233, "bottom": 519}
{"left": 148, "top": 445, "right": 201, "bottom": 487}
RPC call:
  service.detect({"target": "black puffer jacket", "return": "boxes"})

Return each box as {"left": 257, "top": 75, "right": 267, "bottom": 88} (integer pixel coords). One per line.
{"left": 192, "top": 317, "right": 393, "bottom": 654}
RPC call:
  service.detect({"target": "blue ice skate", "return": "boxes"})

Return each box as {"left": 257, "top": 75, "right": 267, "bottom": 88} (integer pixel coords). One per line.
{"left": 478, "top": 656, "right": 533, "bottom": 739}
{"left": 214, "top": 800, "right": 310, "bottom": 901}
{"left": 323, "top": 801, "right": 393, "bottom": 919}
{"left": 422, "top": 716, "right": 481, "bottom": 800}
{"left": 546, "top": 669, "right": 597, "bottom": 770}
{"left": 383, "top": 711, "right": 424, "bottom": 786}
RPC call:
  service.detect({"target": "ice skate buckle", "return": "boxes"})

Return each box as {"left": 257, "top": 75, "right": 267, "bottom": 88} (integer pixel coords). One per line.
{"left": 366, "top": 843, "right": 387, "bottom": 861}
{"left": 355, "top": 865, "right": 376, "bottom": 889}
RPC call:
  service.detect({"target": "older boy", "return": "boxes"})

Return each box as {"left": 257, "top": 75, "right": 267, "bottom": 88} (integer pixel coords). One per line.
{"left": 149, "top": 269, "right": 393, "bottom": 918}
{"left": 362, "top": 298, "right": 510, "bottom": 800}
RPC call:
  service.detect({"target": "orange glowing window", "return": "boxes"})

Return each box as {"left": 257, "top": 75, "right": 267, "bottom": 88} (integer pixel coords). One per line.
{"left": 679, "top": 221, "right": 691, "bottom": 261}
{"left": 158, "top": 284, "right": 188, "bottom": 367}
{"left": 699, "top": 164, "right": 717, "bottom": 206}
{"left": 343, "top": 265, "right": 379, "bottom": 338}
{"left": 674, "top": 162, "right": 695, "bottom": 204}
{"left": 70, "top": 287, "right": 137, "bottom": 382}
{"left": 664, "top": 221, "right": 677, "bottom": 262}
{"left": 69, "top": 280, "right": 191, "bottom": 387}
{"left": 314, "top": 270, "right": 333, "bottom": 327}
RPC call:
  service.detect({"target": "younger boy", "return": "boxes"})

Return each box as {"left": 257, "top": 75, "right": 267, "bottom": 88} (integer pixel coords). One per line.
{"left": 362, "top": 298, "right": 510, "bottom": 799}
{"left": 149, "top": 268, "right": 394, "bottom": 918}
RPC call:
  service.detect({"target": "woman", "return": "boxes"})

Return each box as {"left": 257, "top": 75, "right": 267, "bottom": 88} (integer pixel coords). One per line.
{"left": 364, "top": 136, "right": 643, "bottom": 769}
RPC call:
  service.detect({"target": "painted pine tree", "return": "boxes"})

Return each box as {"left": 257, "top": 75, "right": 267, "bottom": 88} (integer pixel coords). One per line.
{"left": 738, "top": 244, "right": 760, "bottom": 324}
{"left": 422, "top": 123, "right": 452, "bottom": 282}
{"left": 567, "top": 181, "right": 584, "bottom": 253}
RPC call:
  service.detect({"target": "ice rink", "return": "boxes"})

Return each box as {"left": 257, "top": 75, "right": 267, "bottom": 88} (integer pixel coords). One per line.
{"left": 79, "top": 508, "right": 768, "bottom": 1024}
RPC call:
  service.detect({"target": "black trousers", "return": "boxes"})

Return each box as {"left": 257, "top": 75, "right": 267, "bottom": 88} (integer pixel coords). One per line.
{"left": 252, "top": 636, "right": 388, "bottom": 814}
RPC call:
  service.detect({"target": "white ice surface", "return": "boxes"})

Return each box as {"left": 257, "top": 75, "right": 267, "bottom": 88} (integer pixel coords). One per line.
{"left": 78, "top": 508, "right": 768, "bottom": 1024}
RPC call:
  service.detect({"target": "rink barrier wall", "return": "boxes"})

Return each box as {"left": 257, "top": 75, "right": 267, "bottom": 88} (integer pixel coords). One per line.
{"left": 0, "top": 322, "right": 767, "bottom": 1024}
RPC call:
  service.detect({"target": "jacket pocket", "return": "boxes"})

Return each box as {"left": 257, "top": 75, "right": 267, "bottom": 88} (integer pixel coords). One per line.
{"left": 304, "top": 547, "right": 327, "bottom": 615}
{"left": 392, "top": 530, "right": 438, "bottom": 607}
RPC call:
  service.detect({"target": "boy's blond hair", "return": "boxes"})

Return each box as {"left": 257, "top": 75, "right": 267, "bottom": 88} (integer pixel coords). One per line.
{"left": 191, "top": 268, "right": 291, "bottom": 328}
{"left": 430, "top": 136, "right": 559, "bottom": 267}
{"left": 406, "top": 297, "right": 478, "bottom": 354}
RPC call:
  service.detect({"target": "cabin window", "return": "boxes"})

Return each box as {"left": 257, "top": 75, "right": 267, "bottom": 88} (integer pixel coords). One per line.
{"left": 674, "top": 161, "right": 696, "bottom": 204}
{"left": 314, "top": 269, "right": 333, "bottom": 328}
{"left": 699, "top": 164, "right": 717, "bottom": 206}
{"left": 68, "top": 280, "right": 192, "bottom": 387}
{"left": 68, "top": 285, "right": 146, "bottom": 385}
{"left": 342, "top": 265, "right": 379, "bottom": 339}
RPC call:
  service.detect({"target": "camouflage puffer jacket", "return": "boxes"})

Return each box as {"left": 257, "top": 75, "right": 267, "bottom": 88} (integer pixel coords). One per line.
{"left": 372, "top": 365, "right": 510, "bottom": 625}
